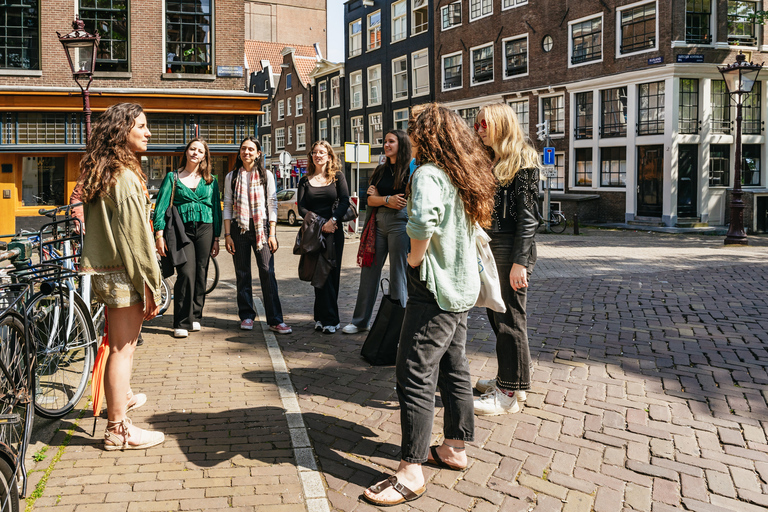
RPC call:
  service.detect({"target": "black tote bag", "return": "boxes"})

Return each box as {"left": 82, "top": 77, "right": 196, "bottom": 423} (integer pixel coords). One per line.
{"left": 361, "top": 279, "right": 406, "bottom": 366}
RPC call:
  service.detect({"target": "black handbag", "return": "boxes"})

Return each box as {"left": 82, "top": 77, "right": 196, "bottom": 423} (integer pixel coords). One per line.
{"left": 361, "top": 279, "right": 406, "bottom": 366}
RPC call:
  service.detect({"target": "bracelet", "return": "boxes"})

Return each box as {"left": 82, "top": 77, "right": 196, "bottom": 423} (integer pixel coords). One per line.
{"left": 224, "top": 233, "right": 231, "bottom": 237}
{"left": 154, "top": 232, "right": 163, "bottom": 240}
{"left": 385, "top": 195, "right": 390, "bottom": 204}
{"left": 269, "top": 235, "right": 276, "bottom": 238}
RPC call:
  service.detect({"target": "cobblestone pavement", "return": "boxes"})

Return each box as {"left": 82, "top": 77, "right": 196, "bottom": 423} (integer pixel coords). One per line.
{"left": 24, "top": 228, "right": 768, "bottom": 511}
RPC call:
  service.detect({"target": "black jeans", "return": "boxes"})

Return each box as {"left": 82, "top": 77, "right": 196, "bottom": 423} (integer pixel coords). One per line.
{"left": 231, "top": 220, "right": 284, "bottom": 326}
{"left": 174, "top": 221, "right": 213, "bottom": 330}
{"left": 395, "top": 265, "right": 475, "bottom": 464}
{"left": 313, "top": 228, "right": 344, "bottom": 327}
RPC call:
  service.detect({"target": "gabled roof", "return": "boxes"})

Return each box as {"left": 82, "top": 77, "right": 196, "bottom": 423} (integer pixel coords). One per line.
{"left": 244, "top": 40, "right": 316, "bottom": 73}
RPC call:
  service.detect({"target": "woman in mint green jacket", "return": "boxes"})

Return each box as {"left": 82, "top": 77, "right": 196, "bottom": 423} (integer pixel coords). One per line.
{"left": 363, "top": 104, "right": 496, "bottom": 507}
{"left": 154, "top": 138, "right": 222, "bottom": 338}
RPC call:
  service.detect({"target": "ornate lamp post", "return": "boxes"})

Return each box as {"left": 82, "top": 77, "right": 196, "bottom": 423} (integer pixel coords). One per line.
{"left": 718, "top": 52, "right": 763, "bottom": 245}
{"left": 57, "top": 18, "right": 100, "bottom": 143}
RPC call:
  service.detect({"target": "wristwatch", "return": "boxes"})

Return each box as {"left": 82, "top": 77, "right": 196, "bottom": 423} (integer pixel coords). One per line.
{"left": 385, "top": 195, "right": 390, "bottom": 204}
{"left": 331, "top": 217, "right": 337, "bottom": 222}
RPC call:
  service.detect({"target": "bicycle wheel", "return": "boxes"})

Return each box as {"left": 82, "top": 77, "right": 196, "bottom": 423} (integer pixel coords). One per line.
{"left": 158, "top": 278, "right": 173, "bottom": 316}
{"left": 550, "top": 213, "right": 567, "bottom": 234}
{"left": 27, "top": 289, "right": 93, "bottom": 419}
{"left": 0, "top": 455, "right": 19, "bottom": 512}
{"left": 0, "top": 312, "right": 32, "bottom": 488}
{"left": 205, "top": 256, "right": 219, "bottom": 295}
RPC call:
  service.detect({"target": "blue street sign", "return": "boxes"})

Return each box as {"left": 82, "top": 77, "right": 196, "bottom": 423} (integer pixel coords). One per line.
{"left": 543, "top": 147, "right": 555, "bottom": 166}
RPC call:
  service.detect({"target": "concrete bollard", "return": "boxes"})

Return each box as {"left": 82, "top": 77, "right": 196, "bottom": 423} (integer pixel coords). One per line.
{"left": 573, "top": 213, "right": 580, "bottom": 235}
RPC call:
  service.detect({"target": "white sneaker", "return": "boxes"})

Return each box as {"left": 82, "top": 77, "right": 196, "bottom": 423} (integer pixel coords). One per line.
{"left": 173, "top": 329, "right": 188, "bottom": 338}
{"left": 191, "top": 322, "right": 201, "bottom": 332}
{"left": 322, "top": 324, "right": 340, "bottom": 334}
{"left": 314, "top": 321, "right": 323, "bottom": 331}
{"left": 342, "top": 323, "right": 363, "bottom": 334}
{"left": 475, "top": 379, "right": 528, "bottom": 402}
{"left": 474, "top": 387, "right": 520, "bottom": 416}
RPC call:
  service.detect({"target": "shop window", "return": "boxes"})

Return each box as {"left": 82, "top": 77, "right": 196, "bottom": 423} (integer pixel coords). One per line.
{"left": 146, "top": 114, "right": 187, "bottom": 145}
{"left": 16, "top": 113, "right": 67, "bottom": 144}
{"left": 198, "top": 115, "right": 236, "bottom": 144}
{"left": 21, "top": 156, "right": 65, "bottom": 206}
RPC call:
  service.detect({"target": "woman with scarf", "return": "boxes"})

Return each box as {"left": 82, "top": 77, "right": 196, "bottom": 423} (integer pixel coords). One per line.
{"left": 154, "top": 138, "right": 221, "bottom": 338}
{"left": 223, "top": 137, "right": 291, "bottom": 334}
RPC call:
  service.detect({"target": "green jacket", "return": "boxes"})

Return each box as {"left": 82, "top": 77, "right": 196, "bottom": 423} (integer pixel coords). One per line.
{"left": 406, "top": 163, "right": 479, "bottom": 313}
{"left": 153, "top": 171, "right": 222, "bottom": 236}
{"left": 80, "top": 168, "right": 162, "bottom": 304}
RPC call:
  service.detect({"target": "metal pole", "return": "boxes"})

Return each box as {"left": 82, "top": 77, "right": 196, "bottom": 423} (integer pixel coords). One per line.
{"left": 544, "top": 130, "right": 552, "bottom": 232}
{"left": 725, "top": 93, "right": 748, "bottom": 245}
{"left": 77, "top": 75, "right": 94, "bottom": 144}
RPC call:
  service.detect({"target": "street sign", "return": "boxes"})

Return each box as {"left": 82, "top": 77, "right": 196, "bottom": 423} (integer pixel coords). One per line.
{"left": 344, "top": 142, "right": 371, "bottom": 163}
{"left": 543, "top": 147, "right": 555, "bottom": 166}
{"left": 541, "top": 167, "right": 557, "bottom": 178}
{"left": 279, "top": 151, "right": 292, "bottom": 166}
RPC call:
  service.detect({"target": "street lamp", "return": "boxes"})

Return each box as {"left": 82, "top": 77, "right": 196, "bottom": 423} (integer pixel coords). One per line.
{"left": 718, "top": 52, "right": 763, "bottom": 245}
{"left": 57, "top": 17, "right": 100, "bottom": 143}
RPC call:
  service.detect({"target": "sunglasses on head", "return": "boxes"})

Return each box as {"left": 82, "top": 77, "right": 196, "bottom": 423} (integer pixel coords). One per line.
{"left": 474, "top": 119, "right": 488, "bottom": 132}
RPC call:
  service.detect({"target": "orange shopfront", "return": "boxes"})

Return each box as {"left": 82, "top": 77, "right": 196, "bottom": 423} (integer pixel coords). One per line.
{"left": 0, "top": 90, "right": 264, "bottom": 235}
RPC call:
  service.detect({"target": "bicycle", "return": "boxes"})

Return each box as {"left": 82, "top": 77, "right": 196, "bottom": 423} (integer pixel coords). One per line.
{"left": 539, "top": 209, "right": 567, "bottom": 234}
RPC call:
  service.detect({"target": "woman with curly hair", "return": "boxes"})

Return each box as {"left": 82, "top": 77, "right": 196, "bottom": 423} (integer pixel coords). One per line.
{"left": 472, "top": 103, "right": 541, "bottom": 416}
{"left": 79, "top": 102, "right": 165, "bottom": 450}
{"left": 342, "top": 129, "right": 411, "bottom": 334}
{"left": 297, "top": 140, "right": 350, "bottom": 334}
{"left": 363, "top": 104, "right": 496, "bottom": 507}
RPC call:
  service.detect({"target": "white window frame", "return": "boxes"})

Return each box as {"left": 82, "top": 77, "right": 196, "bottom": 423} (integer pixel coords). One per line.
{"left": 275, "top": 128, "right": 285, "bottom": 149}
{"left": 469, "top": 0, "right": 493, "bottom": 22}
{"left": 318, "top": 80, "right": 327, "bottom": 111}
{"left": 296, "top": 94, "right": 303, "bottom": 115}
{"left": 507, "top": 98, "right": 529, "bottom": 135}
{"left": 319, "top": 118, "right": 328, "bottom": 141}
{"left": 569, "top": 13, "right": 603, "bottom": 69}
{"left": 368, "top": 65, "right": 382, "bottom": 106}
{"left": 287, "top": 97, "right": 292, "bottom": 117}
{"left": 615, "top": 0, "right": 659, "bottom": 59}
{"left": 394, "top": 108, "right": 409, "bottom": 131}
{"left": 287, "top": 125, "right": 292, "bottom": 145}
{"left": 331, "top": 116, "right": 341, "bottom": 146}
{"left": 441, "top": 0, "right": 462, "bottom": 31}
{"left": 277, "top": 100, "right": 284, "bottom": 120}
{"left": 540, "top": 93, "right": 566, "bottom": 138}
{"left": 262, "top": 134, "right": 271, "bottom": 156}
{"left": 502, "top": 34, "right": 528, "bottom": 79}
{"left": 392, "top": 56, "right": 408, "bottom": 101}
{"left": 412, "top": 0, "right": 429, "bottom": 35}
{"left": 330, "top": 77, "right": 340, "bottom": 108}
{"left": 470, "top": 42, "right": 494, "bottom": 86}
{"left": 350, "top": 70, "right": 363, "bottom": 110}
{"left": 263, "top": 104, "right": 271, "bottom": 126}
{"left": 349, "top": 18, "right": 362, "bottom": 58}
{"left": 412, "top": 49, "right": 430, "bottom": 97}
{"left": 502, "top": 0, "right": 528, "bottom": 10}
{"left": 296, "top": 123, "right": 306, "bottom": 150}
{"left": 392, "top": 0, "right": 407, "bottom": 43}
{"left": 368, "top": 10, "right": 382, "bottom": 51}
{"left": 369, "top": 113, "right": 384, "bottom": 146}
{"left": 351, "top": 116, "right": 364, "bottom": 142}
{"left": 442, "top": 51, "right": 463, "bottom": 92}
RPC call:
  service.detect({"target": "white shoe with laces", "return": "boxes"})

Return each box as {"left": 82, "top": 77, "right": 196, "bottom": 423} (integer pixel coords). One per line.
{"left": 191, "top": 322, "right": 201, "bottom": 332}
{"left": 475, "top": 379, "right": 527, "bottom": 402}
{"left": 342, "top": 324, "right": 364, "bottom": 334}
{"left": 473, "top": 387, "right": 520, "bottom": 416}
{"left": 173, "top": 329, "right": 188, "bottom": 338}
{"left": 322, "top": 324, "right": 340, "bottom": 334}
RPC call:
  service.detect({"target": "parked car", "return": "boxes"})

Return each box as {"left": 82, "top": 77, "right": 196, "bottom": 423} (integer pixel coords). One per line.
{"left": 276, "top": 188, "right": 300, "bottom": 225}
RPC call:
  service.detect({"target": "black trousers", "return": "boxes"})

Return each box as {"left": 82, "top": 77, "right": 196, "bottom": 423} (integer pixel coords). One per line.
{"left": 174, "top": 221, "right": 213, "bottom": 330}
{"left": 231, "top": 220, "right": 284, "bottom": 326}
{"left": 313, "top": 228, "right": 344, "bottom": 327}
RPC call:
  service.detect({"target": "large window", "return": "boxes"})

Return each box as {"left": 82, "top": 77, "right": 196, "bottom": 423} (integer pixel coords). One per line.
{"left": 619, "top": 2, "right": 656, "bottom": 54}
{"left": 637, "top": 81, "right": 665, "bottom": 136}
{"left": 350, "top": 70, "right": 363, "bottom": 109}
{"left": 412, "top": 49, "right": 430, "bottom": 96}
{"left": 166, "top": 0, "right": 212, "bottom": 74}
{"left": 600, "top": 147, "right": 627, "bottom": 187}
{"left": 318, "top": 80, "right": 327, "bottom": 111}
{"left": 351, "top": 116, "right": 364, "bottom": 142}
{"left": 678, "top": 79, "right": 699, "bottom": 134}
{"left": 575, "top": 92, "right": 593, "bottom": 139}
{"left": 394, "top": 108, "right": 409, "bottom": 131}
{"left": 542, "top": 95, "right": 565, "bottom": 135}
{"left": 392, "top": 0, "right": 407, "bottom": 42}
{"left": 296, "top": 124, "right": 305, "bottom": 150}
{"left": 601, "top": 87, "right": 627, "bottom": 138}
{"left": 442, "top": 53, "right": 462, "bottom": 90}
{"left": 509, "top": 99, "right": 529, "bottom": 134}
{"left": 711, "top": 80, "right": 731, "bottom": 134}
{"left": 368, "top": 11, "right": 381, "bottom": 51}
{"left": 369, "top": 113, "right": 383, "bottom": 145}
{"left": 686, "top": 0, "right": 712, "bottom": 44}
{"left": 471, "top": 44, "right": 493, "bottom": 84}
{"left": 21, "top": 157, "right": 65, "bottom": 206}
{"left": 277, "top": 100, "right": 284, "bottom": 120}
{"left": 575, "top": 148, "right": 593, "bottom": 187}
{"left": 0, "top": 1, "right": 39, "bottom": 69}
{"left": 571, "top": 16, "right": 602, "bottom": 65}
{"left": 349, "top": 18, "right": 362, "bottom": 57}
{"left": 368, "top": 66, "right": 381, "bottom": 106}
{"left": 504, "top": 37, "right": 527, "bottom": 77}
{"left": 728, "top": 1, "right": 757, "bottom": 46}
{"left": 743, "top": 144, "right": 761, "bottom": 186}
{"left": 709, "top": 144, "right": 730, "bottom": 187}
{"left": 262, "top": 135, "right": 271, "bottom": 157}
{"left": 743, "top": 82, "right": 761, "bottom": 135}
{"left": 263, "top": 105, "right": 271, "bottom": 126}
{"left": 319, "top": 118, "right": 328, "bottom": 141}
{"left": 412, "top": 0, "right": 428, "bottom": 35}
{"left": 331, "top": 116, "right": 340, "bottom": 146}
{"left": 442, "top": 1, "right": 461, "bottom": 30}
{"left": 16, "top": 113, "right": 67, "bottom": 144}
{"left": 393, "top": 57, "right": 408, "bottom": 100}
{"left": 145, "top": 114, "right": 185, "bottom": 145}
{"left": 296, "top": 95, "right": 303, "bottom": 115}
{"left": 470, "top": 0, "right": 492, "bottom": 21}
{"left": 275, "top": 128, "right": 285, "bottom": 149}
{"left": 80, "top": 0, "right": 128, "bottom": 72}
{"left": 330, "top": 77, "right": 340, "bottom": 108}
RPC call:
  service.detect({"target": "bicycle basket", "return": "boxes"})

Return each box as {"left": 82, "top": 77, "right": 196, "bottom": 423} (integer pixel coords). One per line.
{"left": 0, "top": 283, "right": 31, "bottom": 315}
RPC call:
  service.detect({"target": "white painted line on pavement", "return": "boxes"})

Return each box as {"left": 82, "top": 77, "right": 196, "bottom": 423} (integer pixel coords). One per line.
{"left": 254, "top": 298, "right": 331, "bottom": 512}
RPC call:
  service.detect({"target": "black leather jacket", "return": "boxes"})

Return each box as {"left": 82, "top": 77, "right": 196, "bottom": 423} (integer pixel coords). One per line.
{"left": 490, "top": 167, "right": 540, "bottom": 268}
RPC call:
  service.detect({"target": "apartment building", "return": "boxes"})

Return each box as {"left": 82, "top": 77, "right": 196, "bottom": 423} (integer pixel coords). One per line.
{"left": 310, "top": 60, "right": 346, "bottom": 186}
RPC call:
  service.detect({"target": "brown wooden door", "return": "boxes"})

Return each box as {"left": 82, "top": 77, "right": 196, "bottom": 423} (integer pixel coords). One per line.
{"left": 637, "top": 145, "right": 664, "bottom": 217}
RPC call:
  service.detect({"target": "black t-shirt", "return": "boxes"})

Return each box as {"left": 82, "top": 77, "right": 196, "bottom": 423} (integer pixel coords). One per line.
{"left": 370, "top": 163, "right": 408, "bottom": 197}
{"left": 297, "top": 171, "right": 350, "bottom": 221}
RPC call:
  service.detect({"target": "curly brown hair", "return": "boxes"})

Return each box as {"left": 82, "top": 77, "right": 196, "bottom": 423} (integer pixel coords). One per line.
{"left": 407, "top": 103, "right": 495, "bottom": 226}
{"left": 306, "top": 140, "right": 340, "bottom": 183}
{"left": 80, "top": 103, "right": 147, "bottom": 203}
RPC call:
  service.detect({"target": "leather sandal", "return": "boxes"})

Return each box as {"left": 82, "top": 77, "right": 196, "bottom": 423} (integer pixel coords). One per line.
{"left": 363, "top": 475, "right": 425, "bottom": 507}
{"left": 426, "top": 445, "right": 467, "bottom": 471}
{"left": 125, "top": 390, "right": 146, "bottom": 413}
{"left": 104, "top": 418, "right": 165, "bottom": 451}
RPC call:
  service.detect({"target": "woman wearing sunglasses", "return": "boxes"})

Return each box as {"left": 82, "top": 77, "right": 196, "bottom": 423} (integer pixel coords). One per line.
{"left": 472, "top": 103, "right": 541, "bottom": 416}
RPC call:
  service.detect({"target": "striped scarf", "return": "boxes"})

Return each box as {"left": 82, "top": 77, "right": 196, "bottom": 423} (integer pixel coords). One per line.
{"left": 234, "top": 168, "right": 267, "bottom": 249}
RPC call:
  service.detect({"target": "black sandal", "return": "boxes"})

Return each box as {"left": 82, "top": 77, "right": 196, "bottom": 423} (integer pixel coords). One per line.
{"left": 363, "top": 475, "right": 426, "bottom": 507}
{"left": 425, "top": 445, "right": 467, "bottom": 471}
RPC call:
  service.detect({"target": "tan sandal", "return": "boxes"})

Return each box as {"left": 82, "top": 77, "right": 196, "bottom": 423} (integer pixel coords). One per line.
{"left": 125, "top": 390, "right": 147, "bottom": 413}
{"left": 104, "top": 418, "right": 165, "bottom": 451}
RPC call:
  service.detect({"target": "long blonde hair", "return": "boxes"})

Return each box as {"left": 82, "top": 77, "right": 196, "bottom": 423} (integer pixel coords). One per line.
{"left": 479, "top": 103, "right": 540, "bottom": 186}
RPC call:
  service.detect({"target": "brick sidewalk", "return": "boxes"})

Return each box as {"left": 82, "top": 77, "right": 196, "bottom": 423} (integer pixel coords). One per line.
{"left": 23, "top": 229, "right": 768, "bottom": 511}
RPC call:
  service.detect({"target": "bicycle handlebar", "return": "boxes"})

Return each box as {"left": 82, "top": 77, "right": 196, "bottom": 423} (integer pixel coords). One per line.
{"left": 38, "top": 203, "right": 82, "bottom": 218}
{"left": 0, "top": 248, "right": 21, "bottom": 262}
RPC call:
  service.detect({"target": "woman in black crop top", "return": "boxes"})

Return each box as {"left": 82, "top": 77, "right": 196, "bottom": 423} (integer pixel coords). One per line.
{"left": 342, "top": 130, "right": 411, "bottom": 335}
